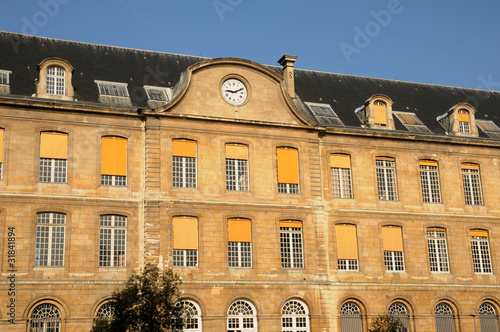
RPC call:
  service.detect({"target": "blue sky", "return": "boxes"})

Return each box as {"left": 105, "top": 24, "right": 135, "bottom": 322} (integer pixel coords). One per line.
{"left": 2, "top": 0, "right": 500, "bottom": 91}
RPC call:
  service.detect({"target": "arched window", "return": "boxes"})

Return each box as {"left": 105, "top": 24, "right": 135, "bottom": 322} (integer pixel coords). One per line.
{"left": 388, "top": 302, "right": 410, "bottom": 331}
{"left": 227, "top": 300, "right": 257, "bottom": 332}
{"left": 340, "top": 301, "right": 363, "bottom": 332}
{"left": 281, "top": 299, "right": 310, "bottom": 332}
{"left": 176, "top": 299, "right": 202, "bottom": 332}
{"left": 46, "top": 66, "right": 65, "bottom": 96}
{"left": 96, "top": 302, "right": 116, "bottom": 319}
{"left": 29, "top": 303, "right": 62, "bottom": 332}
{"left": 479, "top": 302, "right": 499, "bottom": 332}
{"left": 434, "top": 302, "right": 455, "bottom": 332}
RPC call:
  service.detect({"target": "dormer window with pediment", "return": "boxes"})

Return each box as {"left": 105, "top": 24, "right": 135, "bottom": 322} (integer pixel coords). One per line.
{"left": 437, "top": 103, "right": 479, "bottom": 137}
{"left": 36, "top": 58, "right": 75, "bottom": 101}
{"left": 355, "top": 95, "right": 395, "bottom": 130}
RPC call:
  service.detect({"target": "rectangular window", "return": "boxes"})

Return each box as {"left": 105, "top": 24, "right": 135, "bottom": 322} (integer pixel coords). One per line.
{"left": 277, "top": 147, "right": 299, "bottom": 194}
{"left": 172, "top": 139, "right": 197, "bottom": 188}
{"left": 335, "top": 224, "right": 359, "bottom": 271}
{"left": 0, "top": 70, "right": 11, "bottom": 84}
{"left": 99, "top": 215, "right": 127, "bottom": 267}
{"left": 374, "top": 103, "right": 387, "bottom": 126}
{"left": 226, "top": 144, "right": 249, "bottom": 191}
{"left": 331, "top": 154, "right": 353, "bottom": 199}
{"left": 144, "top": 86, "right": 171, "bottom": 101}
{"left": 420, "top": 160, "right": 441, "bottom": 203}
{"left": 173, "top": 217, "right": 198, "bottom": 267}
{"left": 470, "top": 230, "right": 492, "bottom": 274}
{"left": 95, "top": 80, "right": 129, "bottom": 97}
{"left": 101, "top": 137, "right": 127, "bottom": 186}
{"left": 0, "top": 128, "right": 4, "bottom": 179}
{"left": 462, "top": 163, "right": 483, "bottom": 205}
{"left": 39, "top": 132, "right": 68, "bottom": 183}
{"left": 228, "top": 218, "right": 252, "bottom": 268}
{"left": 35, "top": 212, "right": 65, "bottom": 267}
{"left": 46, "top": 66, "right": 65, "bottom": 95}
{"left": 376, "top": 158, "right": 398, "bottom": 201}
{"left": 458, "top": 110, "right": 470, "bottom": 133}
{"left": 280, "top": 221, "right": 303, "bottom": 268}
{"left": 427, "top": 228, "right": 449, "bottom": 272}
{"left": 382, "top": 226, "right": 405, "bottom": 271}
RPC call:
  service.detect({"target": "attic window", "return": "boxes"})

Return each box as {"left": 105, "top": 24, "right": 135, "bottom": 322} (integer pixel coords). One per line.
{"left": 374, "top": 100, "right": 387, "bottom": 126}
{"left": 0, "top": 70, "right": 11, "bottom": 84}
{"left": 475, "top": 120, "right": 500, "bottom": 139}
{"left": 144, "top": 86, "right": 171, "bottom": 101}
{"left": 95, "top": 81, "right": 129, "bottom": 97}
{"left": 457, "top": 109, "right": 470, "bottom": 133}
{"left": 46, "top": 66, "right": 65, "bottom": 96}
{"left": 393, "top": 112, "right": 431, "bottom": 133}
{"left": 305, "top": 102, "right": 343, "bottom": 126}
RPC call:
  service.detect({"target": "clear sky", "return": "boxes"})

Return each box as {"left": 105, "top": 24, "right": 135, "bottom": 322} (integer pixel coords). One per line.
{"left": 2, "top": 0, "right": 500, "bottom": 91}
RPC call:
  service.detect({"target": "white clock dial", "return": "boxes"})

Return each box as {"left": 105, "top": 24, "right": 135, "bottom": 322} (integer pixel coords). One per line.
{"left": 221, "top": 78, "right": 247, "bottom": 105}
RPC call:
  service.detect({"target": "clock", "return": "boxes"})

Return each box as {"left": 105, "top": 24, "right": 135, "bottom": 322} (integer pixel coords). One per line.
{"left": 221, "top": 78, "right": 248, "bottom": 105}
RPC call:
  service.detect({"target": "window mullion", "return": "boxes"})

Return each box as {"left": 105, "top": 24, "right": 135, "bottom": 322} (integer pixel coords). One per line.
{"left": 235, "top": 160, "right": 240, "bottom": 191}
{"left": 182, "top": 157, "right": 187, "bottom": 188}
{"left": 289, "top": 231, "right": 294, "bottom": 268}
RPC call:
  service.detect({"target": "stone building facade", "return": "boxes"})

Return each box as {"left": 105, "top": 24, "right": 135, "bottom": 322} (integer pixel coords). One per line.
{"left": 0, "top": 31, "right": 499, "bottom": 331}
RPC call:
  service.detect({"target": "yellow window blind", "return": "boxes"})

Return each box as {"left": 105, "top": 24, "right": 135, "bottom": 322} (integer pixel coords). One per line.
{"left": 420, "top": 160, "right": 438, "bottom": 167}
{"left": 374, "top": 104, "right": 387, "bottom": 125}
{"left": 173, "top": 139, "right": 196, "bottom": 158}
{"left": 228, "top": 218, "right": 251, "bottom": 242}
{"left": 226, "top": 144, "right": 248, "bottom": 160}
{"left": 335, "top": 224, "right": 358, "bottom": 260}
{"left": 101, "top": 137, "right": 127, "bottom": 176}
{"left": 173, "top": 217, "right": 198, "bottom": 250}
{"left": 330, "top": 154, "right": 351, "bottom": 168}
{"left": 462, "top": 163, "right": 479, "bottom": 171}
{"left": 427, "top": 227, "right": 445, "bottom": 232}
{"left": 277, "top": 147, "right": 299, "bottom": 184}
{"left": 382, "top": 226, "right": 403, "bottom": 251}
{"left": 280, "top": 220, "right": 302, "bottom": 229}
{"left": 470, "top": 229, "right": 488, "bottom": 238}
{"left": 0, "top": 128, "right": 4, "bottom": 163}
{"left": 40, "top": 132, "right": 68, "bottom": 159}
{"left": 458, "top": 111, "right": 469, "bottom": 122}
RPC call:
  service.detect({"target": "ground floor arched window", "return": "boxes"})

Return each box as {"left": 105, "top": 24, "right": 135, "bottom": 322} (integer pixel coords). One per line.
{"left": 96, "top": 301, "right": 116, "bottom": 319}
{"left": 479, "top": 302, "right": 499, "bottom": 332}
{"left": 388, "top": 301, "right": 410, "bottom": 332}
{"left": 29, "top": 303, "right": 62, "bottom": 332}
{"left": 340, "top": 301, "right": 362, "bottom": 332}
{"left": 281, "top": 299, "right": 310, "bottom": 332}
{"left": 434, "top": 302, "right": 455, "bottom": 332}
{"left": 176, "top": 299, "right": 202, "bottom": 332}
{"left": 227, "top": 299, "right": 257, "bottom": 332}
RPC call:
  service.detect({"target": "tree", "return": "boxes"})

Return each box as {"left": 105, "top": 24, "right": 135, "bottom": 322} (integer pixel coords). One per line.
{"left": 92, "top": 265, "right": 185, "bottom": 332}
{"left": 369, "top": 314, "right": 405, "bottom": 332}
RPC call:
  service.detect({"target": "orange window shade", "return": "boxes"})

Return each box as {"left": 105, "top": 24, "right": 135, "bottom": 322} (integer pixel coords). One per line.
{"left": 40, "top": 132, "right": 68, "bottom": 159}
{"left": 277, "top": 147, "right": 299, "bottom": 184}
{"left": 173, "top": 217, "right": 198, "bottom": 249}
{"left": 280, "top": 220, "right": 302, "bottom": 228}
{"left": 335, "top": 224, "right": 358, "bottom": 260}
{"left": 374, "top": 104, "right": 387, "bottom": 125}
{"left": 462, "top": 163, "right": 479, "bottom": 171}
{"left": 420, "top": 160, "right": 438, "bottom": 167}
{"left": 382, "top": 226, "right": 403, "bottom": 251}
{"left": 226, "top": 144, "right": 248, "bottom": 160}
{"left": 101, "top": 137, "right": 127, "bottom": 176}
{"left": 427, "top": 227, "right": 445, "bottom": 232}
{"left": 228, "top": 219, "right": 251, "bottom": 242}
{"left": 0, "top": 128, "right": 4, "bottom": 163}
{"left": 173, "top": 139, "right": 196, "bottom": 158}
{"left": 377, "top": 157, "right": 394, "bottom": 162}
{"left": 470, "top": 229, "right": 488, "bottom": 238}
{"left": 458, "top": 111, "right": 469, "bottom": 122}
{"left": 330, "top": 154, "right": 351, "bottom": 168}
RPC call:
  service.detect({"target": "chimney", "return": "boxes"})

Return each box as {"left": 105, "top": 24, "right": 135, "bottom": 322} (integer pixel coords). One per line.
{"left": 278, "top": 55, "right": 298, "bottom": 98}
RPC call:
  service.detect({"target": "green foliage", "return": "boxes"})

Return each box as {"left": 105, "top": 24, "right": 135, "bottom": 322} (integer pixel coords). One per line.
{"left": 92, "top": 264, "right": 185, "bottom": 332}
{"left": 369, "top": 314, "right": 405, "bottom": 332}
{"left": 91, "top": 317, "right": 113, "bottom": 332}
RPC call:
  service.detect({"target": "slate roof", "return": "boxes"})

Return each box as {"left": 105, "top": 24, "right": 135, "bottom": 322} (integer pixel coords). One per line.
{"left": 1, "top": 31, "right": 499, "bottom": 139}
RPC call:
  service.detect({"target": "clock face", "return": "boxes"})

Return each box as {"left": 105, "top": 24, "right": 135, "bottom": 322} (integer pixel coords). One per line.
{"left": 221, "top": 79, "right": 248, "bottom": 105}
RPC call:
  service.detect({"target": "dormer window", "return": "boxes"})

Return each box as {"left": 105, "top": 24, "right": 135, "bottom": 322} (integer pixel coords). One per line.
{"left": 144, "top": 86, "right": 171, "bottom": 101}
{"left": 355, "top": 95, "right": 395, "bottom": 130}
{"left": 46, "top": 66, "right": 65, "bottom": 96}
{"left": 95, "top": 81, "right": 129, "bottom": 97}
{"left": 36, "top": 58, "right": 75, "bottom": 101}
{"left": 0, "top": 70, "right": 11, "bottom": 85}
{"left": 437, "top": 103, "right": 478, "bottom": 137}
{"left": 305, "top": 102, "right": 343, "bottom": 126}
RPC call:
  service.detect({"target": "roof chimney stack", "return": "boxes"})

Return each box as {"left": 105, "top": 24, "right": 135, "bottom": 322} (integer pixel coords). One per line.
{"left": 278, "top": 55, "right": 298, "bottom": 98}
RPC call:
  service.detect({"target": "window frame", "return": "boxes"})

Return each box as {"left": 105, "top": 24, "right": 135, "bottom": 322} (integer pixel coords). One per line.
{"left": 470, "top": 230, "right": 492, "bottom": 274}
{"left": 376, "top": 157, "right": 398, "bottom": 201}
{"left": 227, "top": 300, "right": 258, "bottom": 332}
{"left": 39, "top": 131, "right": 68, "bottom": 184}
{"left": 0, "top": 69, "right": 12, "bottom": 85}
{"left": 176, "top": 299, "right": 202, "bottom": 332}
{"left": 427, "top": 228, "right": 449, "bottom": 273}
{"left": 99, "top": 215, "right": 127, "bottom": 268}
{"left": 280, "top": 222, "right": 304, "bottom": 269}
{"left": 36, "top": 58, "right": 75, "bottom": 100}
{"left": 172, "top": 139, "right": 197, "bottom": 189}
{"left": 340, "top": 301, "right": 363, "bottom": 332}
{"left": 95, "top": 80, "right": 130, "bottom": 97}
{"left": 173, "top": 216, "right": 198, "bottom": 267}
{"left": 101, "top": 136, "right": 128, "bottom": 187}
{"left": 34, "top": 212, "right": 66, "bottom": 267}
{"left": 331, "top": 154, "right": 353, "bottom": 199}
{"left": 461, "top": 163, "right": 483, "bottom": 206}
{"left": 46, "top": 66, "right": 65, "bottom": 96}
{"left": 281, "top": 299, "right": 310, "bottom": 332}
{"left": 277, "top": 147, "right": 300, "bottom": 194}
{"left": 29, "top": 303, "right": 62, "bottom": 332}
{"left": 420, "top": 161, "right": 442, "bottom": 203}
{"left": 225, "top": 144, "right": 249, "bottom": 192}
